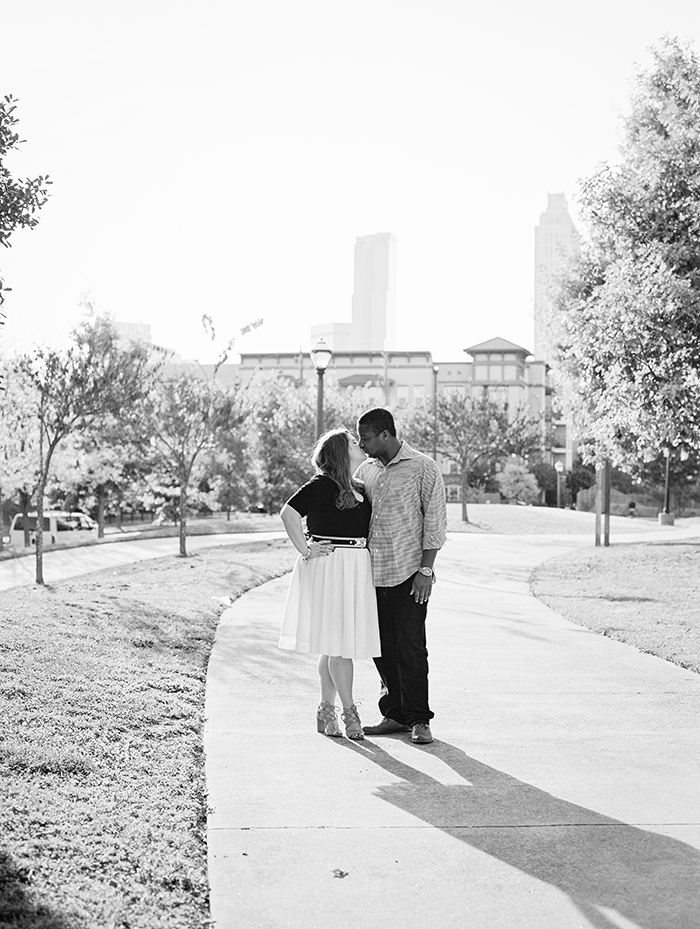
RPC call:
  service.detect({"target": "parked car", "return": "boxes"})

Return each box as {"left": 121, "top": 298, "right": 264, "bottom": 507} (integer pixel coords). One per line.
{"left": 8, "top": 511, "right": 97, "bottom": 548}
{"left": 246, "top": 503, "right": 268, "bottom": 514}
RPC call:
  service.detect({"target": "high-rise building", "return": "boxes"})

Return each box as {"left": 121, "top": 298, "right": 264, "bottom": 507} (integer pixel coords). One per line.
{"left": 533, "top": 194, "right": 577, "bottom": 362}
{"left": 350, "top": 233, "right": 397, "bottom": 350}
{"left": 311, "top": 233, "right": 397, "bottom": 351}
{"left": 534, "top": 194, "right": 577, "bottom": 470}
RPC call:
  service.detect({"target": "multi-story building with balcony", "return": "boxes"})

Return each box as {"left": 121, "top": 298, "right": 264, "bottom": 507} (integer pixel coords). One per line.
{"left": 179, "top": 334, "right": 557, "bottom": 502}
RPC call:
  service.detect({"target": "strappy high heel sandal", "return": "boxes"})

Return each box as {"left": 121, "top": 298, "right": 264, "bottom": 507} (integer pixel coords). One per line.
{"left": 341, "top": 705, "right": 364, "bottom": 741}
{"left": 316, "top": 702, "right": 342, "bottom": 738}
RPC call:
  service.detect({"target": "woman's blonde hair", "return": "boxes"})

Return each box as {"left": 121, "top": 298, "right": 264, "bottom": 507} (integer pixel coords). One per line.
{"left": 312, "top": 428, "right": 360, "bottom": 510}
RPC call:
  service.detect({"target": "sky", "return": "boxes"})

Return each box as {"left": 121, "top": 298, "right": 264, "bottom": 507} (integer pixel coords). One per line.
{"left": 2, "top": 0, "right": 700, "bottom": 365}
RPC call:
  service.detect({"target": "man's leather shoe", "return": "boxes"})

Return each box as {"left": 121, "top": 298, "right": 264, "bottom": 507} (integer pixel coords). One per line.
{"left": 411, "top": 722, "right": 434, "bottom": 744}
{"left": 362, "top": 717, "right": 411, "bottom": 735}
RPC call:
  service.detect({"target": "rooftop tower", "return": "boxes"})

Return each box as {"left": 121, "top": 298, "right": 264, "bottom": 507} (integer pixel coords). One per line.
{"left": 534, "top": 194, "right": 577, "bottom": 362}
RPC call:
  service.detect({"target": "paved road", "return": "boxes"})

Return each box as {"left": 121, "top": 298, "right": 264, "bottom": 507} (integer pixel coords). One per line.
{"left": 205, "top": 525, "right": 700, "bottom": 929}
{"left": 0, "top": 532, "right": 286, "bottom": 591}
{"left": 3, "top": 520, "right": 699, "bottom": 928}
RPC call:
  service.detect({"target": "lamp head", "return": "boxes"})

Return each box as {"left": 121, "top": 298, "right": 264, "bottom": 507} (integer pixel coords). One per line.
{"left": 310, "top": 337, "right": 333, "bottom": 372}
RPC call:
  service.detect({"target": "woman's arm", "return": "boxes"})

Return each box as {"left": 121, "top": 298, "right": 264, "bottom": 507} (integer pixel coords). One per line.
{"left": 280, "top": 504, "right": 332, "bottom": 560}
{"left": 280, "top": 504, "right": 308, "bottom": 556}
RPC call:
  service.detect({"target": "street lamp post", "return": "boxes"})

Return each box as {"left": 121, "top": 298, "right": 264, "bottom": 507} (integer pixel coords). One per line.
{"left": 432, "top": 365, "right": 439, "bottom": 460}
{"left": 663, "top": 447, "right": 672, "bottom": 515}
{"left": 310, "top": 337, "right": 333, "bottom": 439}
{"left": 659, "top": 446, "right": 675, "bottom": 525}
{"left": 554, "top": 460, "right": 564, "bottom": 509}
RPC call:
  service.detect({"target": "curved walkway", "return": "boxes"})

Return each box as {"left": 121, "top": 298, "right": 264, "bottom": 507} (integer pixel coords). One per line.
{"left": 0, "top": 531, "right": 285, "bottom": 591}
{"left": 205, "top": 525, "right": 700, "bottom": 929}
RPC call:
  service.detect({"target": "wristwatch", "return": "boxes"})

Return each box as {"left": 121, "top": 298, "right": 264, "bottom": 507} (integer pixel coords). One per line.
{"left": 418, "top": 566, "right": 433, "bottom": 577}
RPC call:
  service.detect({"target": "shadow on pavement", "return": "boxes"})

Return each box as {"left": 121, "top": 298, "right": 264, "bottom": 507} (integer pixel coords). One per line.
{"left": 211, "top": 615, "right": 322, "bottom": 692}
{"left": 0, "top": 850, "right": 72, "bottom": 928}
{"left": 337, "top": 738, "right": 700, "bottom": 929}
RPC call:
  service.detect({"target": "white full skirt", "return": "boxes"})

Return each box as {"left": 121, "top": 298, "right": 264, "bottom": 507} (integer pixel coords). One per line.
{"left": 278, "top": 548, "right": 380, "bottom": 659}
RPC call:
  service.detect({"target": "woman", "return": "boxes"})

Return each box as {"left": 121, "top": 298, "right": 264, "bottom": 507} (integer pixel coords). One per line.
{"left": 278, "top": 428, "right": 380, "bottom": 740}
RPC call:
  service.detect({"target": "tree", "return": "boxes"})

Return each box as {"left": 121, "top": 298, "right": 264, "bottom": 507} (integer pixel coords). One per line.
{"left": 566, "top": 457, "right": 596, "bottom": 503}
{"left": 551, "top": 38, "right": 700, "bottom": 468}
{"left": 496, "top": 459, "right": 541, "bottom": 505}
{"left": 15, "top": 315, "right": 160, "bottom": 583}
{"left": 407, "top": 391, "right": 540, "bottom": 522}
{"left": 248, "top": 375, "right": 315, "bottom": 512}
{"left": 0, "top": 96, "right": 50, "bottom": 330}
{"left": 248, "top": 373, "right": 364, "bottom": 513}
{"left": 530, "top": 460, "right": 557, "bottom": 506}
{"left": 203, "top": 433, "right": 257, "bottom": 518}
{"left": 0, "top": 364, "right": 41, "bottom": 547}
{"left": 619, "top": 446, "right": 700, "bottom": 514}
{"left": 55, "top": 424, "right": 141, "bottom": 537}
{"left": 140, "top": 373, "right": 249, "bottom": 556}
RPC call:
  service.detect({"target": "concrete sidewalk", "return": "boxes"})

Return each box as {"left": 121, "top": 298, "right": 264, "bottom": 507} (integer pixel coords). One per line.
{"left": 205, "top": 528, "right": 700, "bottom": 929}
{"left": 0, "top": 531, "right": 285, "bottom": 591}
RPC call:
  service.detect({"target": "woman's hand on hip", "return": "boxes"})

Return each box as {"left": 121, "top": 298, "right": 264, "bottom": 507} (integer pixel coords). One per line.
{"left": 304, "top": 540, "right": 333, "bottom": 560}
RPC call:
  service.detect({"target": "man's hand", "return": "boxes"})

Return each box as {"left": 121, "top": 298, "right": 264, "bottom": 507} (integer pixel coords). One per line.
{"left": 410, "top": 571, "right": 434, "bottom": 604}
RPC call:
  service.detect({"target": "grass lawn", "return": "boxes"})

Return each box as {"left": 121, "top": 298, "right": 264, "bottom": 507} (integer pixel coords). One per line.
{"left": 0, "top": 538, "right": 297, "bottom": 928}
{"left": 532, "top": 538, "right": 700, "bottom": 674}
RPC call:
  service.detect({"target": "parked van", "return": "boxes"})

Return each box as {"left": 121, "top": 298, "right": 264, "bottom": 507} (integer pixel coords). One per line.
{"left": 8, "top": 511, "right": 97, "bottom": 549}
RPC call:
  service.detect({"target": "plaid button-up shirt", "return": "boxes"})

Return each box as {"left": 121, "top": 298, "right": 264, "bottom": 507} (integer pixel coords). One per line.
{"left": 356, "top": 441, "right": 447, "bottom": 587}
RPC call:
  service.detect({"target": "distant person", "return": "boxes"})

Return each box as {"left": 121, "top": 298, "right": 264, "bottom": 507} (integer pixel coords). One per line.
{"left": 628, "top": 500, "right": 637, "bottom": 517}
{"left": 278, "top": 428, "right": 380, "bottom": 740}
{"left": 355, "top": 408, "right": 447, "bottom": 745}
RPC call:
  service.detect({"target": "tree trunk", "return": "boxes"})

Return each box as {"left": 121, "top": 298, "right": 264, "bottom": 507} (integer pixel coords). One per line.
{"left": 35, "top": 439, "right": 60, "bottom": 585}
{"left": 179, "top": 484, "right": 188, "bottom": 557}
{"left": 0, "top": 490, "right": 4, "bottom": 552}
{"left": 461, "top": 473, "right": 470, "bottom": 523}
{"left": 96, "top": 485, "right": 106, "bottom": 539}
{"left": 20, "top": 491, "right": 31, "bottom": 547}
{"left": 35, "top": 481, "right": 45, "bottom": 585}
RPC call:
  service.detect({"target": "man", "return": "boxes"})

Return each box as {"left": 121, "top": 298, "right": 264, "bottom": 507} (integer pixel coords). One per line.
{"left": 355, "top": 407, "right": 447, "bottom": 744}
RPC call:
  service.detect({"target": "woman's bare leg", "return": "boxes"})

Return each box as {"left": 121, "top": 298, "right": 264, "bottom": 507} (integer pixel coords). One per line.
{"left": 328, "top": 656, "right": 355, "bottom": 709}
{"left": 318, "top": 655, "right": 337, "bottom": 704}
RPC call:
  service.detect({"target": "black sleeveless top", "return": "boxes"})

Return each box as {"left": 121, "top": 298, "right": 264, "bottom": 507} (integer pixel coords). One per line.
{"left": 286, "top": 475, "right": 371, "bottom": 538}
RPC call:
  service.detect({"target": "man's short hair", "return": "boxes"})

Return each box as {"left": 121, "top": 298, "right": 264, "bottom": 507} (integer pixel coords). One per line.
{"left": 357, "top": 407, "right": 396, "bottom": 437}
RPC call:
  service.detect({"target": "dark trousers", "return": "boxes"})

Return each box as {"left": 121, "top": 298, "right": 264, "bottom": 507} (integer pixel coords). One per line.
{"left": 374, "top": 574, "right": 434, "bottom": 727}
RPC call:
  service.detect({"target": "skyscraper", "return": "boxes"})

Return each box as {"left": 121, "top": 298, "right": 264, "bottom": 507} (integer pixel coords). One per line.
{"left": 310, "top": 232, "right": 397, "bottom": 352}
{"left": 350, "top": 232, "right": 397, "bottom": 351}
{"left": 533, "top": 194, "right": 577, "bottom": 362}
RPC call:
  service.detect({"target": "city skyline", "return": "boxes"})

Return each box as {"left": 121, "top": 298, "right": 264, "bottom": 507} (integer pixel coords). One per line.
{"left": 178, "top": 197, "right": 575, "bottom": 366}
{"left": 2, "top": 3, "right": 700, "bottom": 365}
